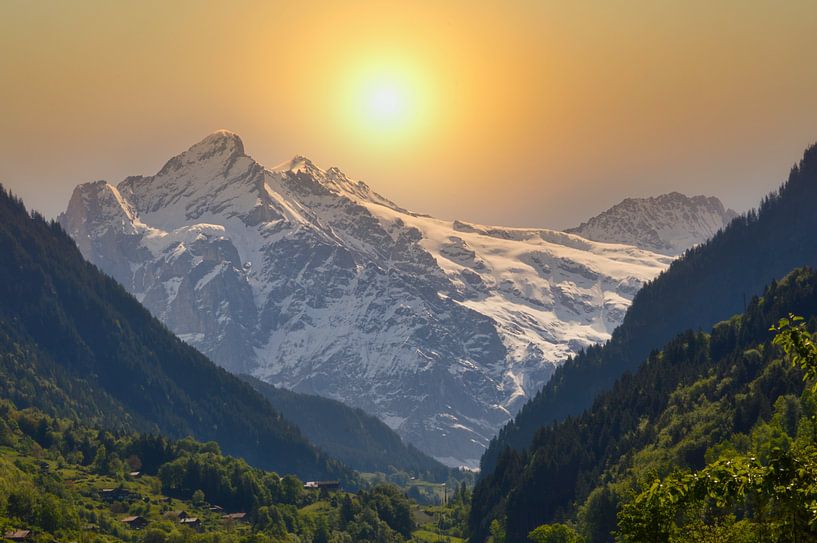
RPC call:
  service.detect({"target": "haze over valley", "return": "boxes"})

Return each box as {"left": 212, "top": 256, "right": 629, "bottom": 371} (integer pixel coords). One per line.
{"left": 3, "top": 2, "right": 817, "bottom": 542}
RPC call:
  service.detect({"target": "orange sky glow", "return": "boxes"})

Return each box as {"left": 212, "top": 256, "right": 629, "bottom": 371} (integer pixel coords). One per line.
{"left": 1, "top": 1, "right": 817, "bottom": 227}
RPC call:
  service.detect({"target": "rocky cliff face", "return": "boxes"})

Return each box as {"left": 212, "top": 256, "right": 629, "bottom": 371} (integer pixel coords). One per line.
{"left": 566, "top": 192, "right": 737, "bottom": 255}
{"left": 60, "top": 131, "right": 671, "bottom": 467}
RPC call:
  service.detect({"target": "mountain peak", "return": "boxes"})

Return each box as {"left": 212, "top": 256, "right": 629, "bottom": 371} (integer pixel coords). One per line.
{"left": 155, "top": 130, "right": 246, "bottom": 177}
{"left": 63, "top": 179, "right": 137, "bottom": 227}
{"left": 200, "top": 128, "right": 243, "bottom": 146}
{"left": 186, "top": 129, "right": 245, "bottom": 160}
{"left": 566, "top": 192, "right": 737, "bottom": 255}
{"left": 273, "top": 154, "right": 320, "bottom": 175}
{"left": 60, "top": 132, "right": 672, "bottom": 467}
{"left": 113, "top": 131, "right": 263, "bottom": 227}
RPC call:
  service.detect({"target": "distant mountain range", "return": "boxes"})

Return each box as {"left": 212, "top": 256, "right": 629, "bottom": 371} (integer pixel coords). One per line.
{"left": 479, "top": 141, "right": 817, "bottom": 485}
{"left": 60, "top": 131, "right": 679, "bottom": 466}
{"left": 566, "top": 192, "right": 737, "bottom": 255}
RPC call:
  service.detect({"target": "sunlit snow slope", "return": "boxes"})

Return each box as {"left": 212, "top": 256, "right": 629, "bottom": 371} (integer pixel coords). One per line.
{"left": 60, "top": 131, "right": 671, "bottom": 467}
{"left": 567, "top": 193, "right": 737, "bottom": 255}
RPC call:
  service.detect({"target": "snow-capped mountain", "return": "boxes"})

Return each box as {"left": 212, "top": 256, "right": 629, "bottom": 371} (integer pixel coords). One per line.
{"left": 566, "top": 193, "right": 737, "bottom": 255}
{"left": 60, "top": 131, "right": 672, "bottom": 467}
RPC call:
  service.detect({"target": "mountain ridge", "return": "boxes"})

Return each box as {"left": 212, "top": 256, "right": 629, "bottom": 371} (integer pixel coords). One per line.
{"left": 0, "top": 184, "right": 352, "bottom": 483}
{"left": 479, "top": 140, "right": 817, "bottom": 478}
{"left": 60, "top": 131, "right": 674, "bottom": 466}
{"left": 240, "top": 375, "right": 449, "bottom": 478}
{"left": 567, "top": 191, "right": 737, "bottom": 255}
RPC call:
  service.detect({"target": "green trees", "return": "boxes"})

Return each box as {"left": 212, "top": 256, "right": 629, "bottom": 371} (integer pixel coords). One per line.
{"left": 0, "top": 400, "right": 426, "bottom": 543}
{"left": 575, "top": 486, "right": 619, "bottom": 543}
{"left": 528, "top": 523, "right": 583, "bottom": 543}
{"left": 772, "top": 315, "right": 817, "bottom": 392}
{"left": 470, "top": 268, "right": 817, "bottom": 542}
{"left": 2, "top": 473, "right": 80, "bottom": 536}
{"left": 617, "top": 315, "right": 817, "bottom": 542}
{"left": 157, "top": 451, "right": 304, "bottom": 511}
{"left": 617, "top": 450, "right": 817, "bottom": 541}
{"left": 191, "top": 489, "right": 205, "bottom": 506}
{"left": 360, "top": 485, "right": 415, "bottom": 538}
{"left": 332, "top": 484, "right": 415, "bottom": 542}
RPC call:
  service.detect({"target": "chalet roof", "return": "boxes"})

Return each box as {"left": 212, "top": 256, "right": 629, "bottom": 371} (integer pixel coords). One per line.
{"left": 223, "top": 512, "right": 247, "bottom": 520}
{"left": 3, "top": 530, "right": 31, "bottom": 540}
{"left": 304, "top": 480, "right": 340, "bottom": 489}
{"left": 180, "top": 518, "right": 200, "bottom": 524}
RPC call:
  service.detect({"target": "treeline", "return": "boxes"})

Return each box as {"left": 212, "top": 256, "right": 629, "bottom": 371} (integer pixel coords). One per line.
{"left": 471, "top": 267, "right": 817, "bottom": 541}
{"left": 158, "top": 451, "right": 307, "bottom": 512}
{"left": 0, "top": 400, "right": 418, "bottom": 542}
{"left": 617, "top": 315, "right": 817, "bottom": 541}
{"left": 2, "top": 401, "right": 310, "bottom": 513}
{"left": 481, "top": 141, "right": 817, "bottom": 477}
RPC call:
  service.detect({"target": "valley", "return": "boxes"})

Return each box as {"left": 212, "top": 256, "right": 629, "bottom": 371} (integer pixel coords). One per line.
{"left": 1, "top": 139, "right": 817, "bottom": 542}
{"left": 3, "top": 3, "right": 816, "bottom": 541}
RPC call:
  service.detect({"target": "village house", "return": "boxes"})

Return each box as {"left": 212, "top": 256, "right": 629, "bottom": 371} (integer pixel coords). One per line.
{"left": 100, "top": 487, "right": 137, "bottom": 502}
{"left": 3, "top": 529, "right": 32, "bottom": 542}
{"left": 121, "top": 516, "right": 149, "bottom": 530}
{"left": 179, "top": 517, "right": 202, "bottom": 532}
{"left": 303, "top": 480, "right": 341, "bottom": 491}
{"left": 222, "top": 512, "right": 248, "bottom": 523}
{"left": 165, "top": 510, "right": 190, "bottom": 520}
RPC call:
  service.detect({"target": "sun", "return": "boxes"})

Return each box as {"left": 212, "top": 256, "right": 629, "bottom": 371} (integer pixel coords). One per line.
{"left": 368, "top": 83, "right": 406, "bottom": 123}
{"left": 337, "top": 59, "right": 433, "bottom": 145}
{"left": 357, "top": 72, "right": 415, "bottom": 134}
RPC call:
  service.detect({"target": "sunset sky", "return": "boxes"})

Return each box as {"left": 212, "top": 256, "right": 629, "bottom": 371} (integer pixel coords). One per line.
{"left": 1, "top": 1, "right": 816, "bottom": 228}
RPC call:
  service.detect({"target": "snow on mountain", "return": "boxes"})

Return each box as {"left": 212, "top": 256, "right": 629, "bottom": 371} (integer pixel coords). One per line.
{"left": 60, "top": 131, "right": 672, "bottom": 467}
{"left": 566, "top": 192, "right": 737, "bottom": 255}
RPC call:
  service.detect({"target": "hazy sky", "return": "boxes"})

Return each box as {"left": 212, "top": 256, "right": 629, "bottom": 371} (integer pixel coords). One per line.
{"left": 1, "top": 1, "right": 816, "bottom": 228}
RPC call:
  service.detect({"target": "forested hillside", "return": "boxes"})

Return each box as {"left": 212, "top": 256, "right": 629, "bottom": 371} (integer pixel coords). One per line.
{"left": 0, "top": 401, "right": 418, "bottom": 543}
{"left": 471, "top": 267, "right": 817, "bottom": 542}
{"left": 0, "top": 185, "right": 350, "bottom": 482}
{"left": 242, "top": 376, "right": 449, "bottom": 480}
{"left": 481, "top": 142, "right": 817, "bottom": 477}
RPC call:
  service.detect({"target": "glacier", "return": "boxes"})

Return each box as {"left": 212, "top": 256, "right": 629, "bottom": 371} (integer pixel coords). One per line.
{"left": 60, "top": 130, "right": 674, "bottom": 467}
